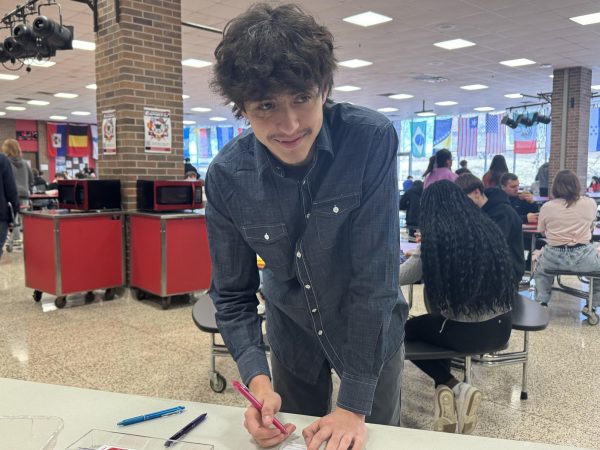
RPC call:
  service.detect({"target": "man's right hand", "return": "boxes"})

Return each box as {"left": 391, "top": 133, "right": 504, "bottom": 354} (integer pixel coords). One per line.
{"left": 527, "top": 212, "right": 539, "bottom": 223}
{"left": 243, "top": 375, "right": 296, "bottom": 448}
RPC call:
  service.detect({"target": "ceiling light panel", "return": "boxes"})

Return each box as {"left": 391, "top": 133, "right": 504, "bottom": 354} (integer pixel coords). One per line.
{"left": 343, "top": 11, "right": 393, "bottom": 27}
{"left": 474, "top": 106, "right": 495, "bottom": 111}
{"left": 182, "top": 94, "right": 190, "bottom": 99}
{"left": 27, "top": 60, "right": 56, "bottom": 68}
{"left": 416, "top": 111, "right": 436, "bottom": 117}
{"left": 54, "top": 93, "right": 79, "bottom": 99}
{"left": 183, "top": 120, "right": 196, "bottom": 125}
{"left": 49, "top": 115, "right": 67, "bottom": 120}
{"left": 181, "top": 59, "right": 212, "bottom": 68}
{"left": 433, "top": 38, "right": 476, "bottom": 50}
{"left": 388, "top": 93, "right": 413, "bottom": 100}
{"left": 499, "top": 58, "right": 536, "bottom": 67}
{"left": 377, "top": 107, "right": 398, "bottom": 112}
{"left": 435, "top": 101, "right": 458, "bottom": 106}
{"left": 570, "top": 12, "right": 600, "bottom": 25}
{"left": 72, "top": 40, "right": 96, "bottom": 51}
{"left": 339, "top": 59, "right": 373, "bottom": 68}
{"left": 0, "top": 74, "right": 19, "bottom": 81}
{"left": 0, "top": 112, "right": 6, "bottom": 116}
{"left": 460, "top": 84, "right": 488, "bottom": 90}
{"left": 334, "top": 85, "right": 361, "bottom": 92}
{"left": 72, "top": 111, "right": 91, "bottom": 116}
{"left": 6, "top": 106, "right": 26, "bottom": 111}
{"left": 191, "top": 107, "right": 212, "bottom": 112}
{"left": 209, "top": 117, "right": 227, "bottom": 122}
{"left": 591, "top": 85, "right": 600, "bottom": 90}
{"left": 504, "top": 93, "right": 523, "bottom": 99}
{"left": 86, "top": 84, "right": 97, "bottom": 90}
{"left": 27, "top": 100, "right": 50, "bottom": 106}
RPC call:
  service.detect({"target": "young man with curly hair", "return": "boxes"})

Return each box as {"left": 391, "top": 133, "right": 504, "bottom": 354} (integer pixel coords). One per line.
{"left": 205, "top": 4, "right": 407, "bottom": 450}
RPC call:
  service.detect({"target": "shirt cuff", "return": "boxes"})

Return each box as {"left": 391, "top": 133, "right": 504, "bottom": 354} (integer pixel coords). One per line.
{"left": 336, "top": 373, "right": 378, "bottom": 416}
{"left": 237, "top": 346, "right": 271, "bottom": 386}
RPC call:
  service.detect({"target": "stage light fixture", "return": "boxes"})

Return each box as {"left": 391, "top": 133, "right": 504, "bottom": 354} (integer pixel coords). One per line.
{"left": 500, "top": 115, "right": 518, "bottom": 129}
{"left": 532, "top": 112, "right": 551, "bottom": 124}
{"left": 515, "top": 114, "right": 534, "bottom": 127}
{"left": 32, "top": 16, "right": 73, "bottom": 49}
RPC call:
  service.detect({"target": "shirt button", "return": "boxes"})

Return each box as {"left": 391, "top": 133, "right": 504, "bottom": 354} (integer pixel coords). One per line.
{"left": 264, "top": 233, "right": 270, "bottom": 241}
{"left": 333, "top": 205, "right": 339, "bottom": 214}
{"left": 296, "top": 251, "right": 302, "bottom": 258}
{"left": 317, "top": 330, "right": 323, "bottom": 336}
{"left": 302, "top": 180, "right": 306, "bottom": 185}
{"left": 306, "top": 213, "right": 310, "bottom": 219}
{"left": 311, "top": 308, "right": 317, "bottom": 313}
{"left": 304, "top": 284, "right": 311, "bottom": 290}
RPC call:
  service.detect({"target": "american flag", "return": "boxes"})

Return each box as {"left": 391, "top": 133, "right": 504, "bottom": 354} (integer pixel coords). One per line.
{"left": 486, "top": 113, "right": 506, "bottom": 155}
{"left": 457, "top": 117, "right": 478, "bottom": 158}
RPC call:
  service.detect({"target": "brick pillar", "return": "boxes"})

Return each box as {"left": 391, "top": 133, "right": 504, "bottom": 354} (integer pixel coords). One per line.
{"left": 95, "top": 0, "right": 183, "bottom": 210}
{"left": 549, "top": 66, "right": 592, "bottom": 193}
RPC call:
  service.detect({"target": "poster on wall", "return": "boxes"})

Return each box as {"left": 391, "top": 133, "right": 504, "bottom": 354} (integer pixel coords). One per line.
{"left": 102, "top": 110, "right": 117, "bottom": 155}
{"left": 16, "top": 119, "right": 39, "bottom": 152}
{"left": 144, "top": 107, "right": 171, "bottom": 153}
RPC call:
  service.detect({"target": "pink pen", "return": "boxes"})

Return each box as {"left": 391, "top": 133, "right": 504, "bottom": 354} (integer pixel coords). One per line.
{"left": 232, "top": 380, "right": 288, "bottom": 435}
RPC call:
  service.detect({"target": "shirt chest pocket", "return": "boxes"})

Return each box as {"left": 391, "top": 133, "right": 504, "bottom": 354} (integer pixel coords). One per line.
{"left": 312, "top": 193, "right": 360, "bottom": 249}
{"left": 242, "top": 223, "right": 292, "bottom": 269}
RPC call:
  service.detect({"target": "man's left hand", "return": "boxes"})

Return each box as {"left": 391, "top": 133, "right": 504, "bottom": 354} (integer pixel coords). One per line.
{"left": 519, "top": 191, "right": 534, "bottom": 203}
{"left": 303, "top": 408, "right": 367, "bottom": 450}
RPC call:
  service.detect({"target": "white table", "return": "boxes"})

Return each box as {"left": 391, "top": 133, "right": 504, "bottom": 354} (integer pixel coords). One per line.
{"left": 0, "top": 378, "right": 586, "bottom": 450}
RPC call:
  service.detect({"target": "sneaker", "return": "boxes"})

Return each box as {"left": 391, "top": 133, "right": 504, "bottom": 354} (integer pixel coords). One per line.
{"left": 454, "top": 382, "right": 482, "bottom": 435}
{"left": 433, "top": 385, "right": 457, "bottom": 433}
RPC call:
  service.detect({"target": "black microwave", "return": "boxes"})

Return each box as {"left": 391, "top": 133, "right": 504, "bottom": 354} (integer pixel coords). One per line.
{"left": 136, "top": 180, "right": 204, "bottom": 212}
{"left": 58, "top": 180, "right": 121, "bottom": 210}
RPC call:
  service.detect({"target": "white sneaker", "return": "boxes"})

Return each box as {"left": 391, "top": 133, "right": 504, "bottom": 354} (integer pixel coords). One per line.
{"left": 433, "top": 385, "right": 457, "bottom": 433}
{"left": 454, "top": 382, "right": 482, "bottom": 434}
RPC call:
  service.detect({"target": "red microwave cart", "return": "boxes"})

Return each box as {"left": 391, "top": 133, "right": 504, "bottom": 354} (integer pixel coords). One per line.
{"left": 129, "top": 211, "right": 212, "bottom": 309}
{"left": 22, "top": 210, "right": 125, "bottom": 309}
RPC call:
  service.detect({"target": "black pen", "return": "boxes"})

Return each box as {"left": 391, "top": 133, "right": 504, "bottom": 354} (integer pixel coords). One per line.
{"left": 164, "top": 413, "right": 207, "bottom": 447}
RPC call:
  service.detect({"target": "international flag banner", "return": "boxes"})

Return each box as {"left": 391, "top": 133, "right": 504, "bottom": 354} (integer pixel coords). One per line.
{"left": 15, "top": 119, "right": 38, "bottom": 152}
{"left": 67, "top": 124, "right": 91, "bottom": 157}
{"left": 90, "top": 124, "right": 98, "bottom": 160}
{"left": 433, "top": 117, "right": 452, "bottom": 150}
{"left": 485, "top": 114, "right": 506, "bottom": 155}
{"left": 590, "top": 106, "right": 600, "bottom": 152}
{"left": 457, "top": 116, "right": 478, "bottom": 158}
{"left": 514, "top": 113, "right": 538, "bottom": 154}
{"left": 216, "top": 126, "right": 235, "bottom": 150}
{"left": 198, "top": 127, "right": 212, "bottom": 158}
{"left": 46, "top": 123, "right": 67, "bottom": 158}
{"left": 183, "top": 126, "right": 191, "bottom": 159}
{"left": 411, "top": 120, "right": 427, "bottom": 158}
{"left": 102, "top": 110, "right": 117, "bottom": 155}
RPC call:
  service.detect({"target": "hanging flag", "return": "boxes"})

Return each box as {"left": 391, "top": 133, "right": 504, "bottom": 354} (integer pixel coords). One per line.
{"left": 514, "top": 113, "right": 538, "bottom": 154}
{"left": 457, "top": 117, "right": 478, "bottom": 158}
{"left": 590, "top": 106, "right": 600, "bottom": 152}
{"left": 183, "top": 126, "right": 191, "bottom": 159}
{"left": 198, "top": 127, "right": 211, "bottom": 158}
{"left": 216, "top": 126, "right": 235, "bottom": 149}
{"left": 485, "top": 114, "right": 506, "bottom": 155}
{"left": 102, "top": 109, "right": 117, "bottom": 155}
{"left": 15, "top": 119, "right": 38, "bottom": 152}
{"left": 46, "top": 123, "right": 67, "bottom": 158}
{"left": 411, "top": 120, "right": 427, "bottom": 158}
{"left": 68, "top": 124, "right": 91, "bottom": 157}
{"left": 433, "top": 117, "right": 452, "bottom": 151}
{"left": 90, "top": 125, "right": 98, "bottom": 160}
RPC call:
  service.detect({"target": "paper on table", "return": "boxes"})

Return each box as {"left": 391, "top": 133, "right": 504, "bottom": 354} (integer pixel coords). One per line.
{"left": 280, "top": 444, "right": 307, "bottom": 450}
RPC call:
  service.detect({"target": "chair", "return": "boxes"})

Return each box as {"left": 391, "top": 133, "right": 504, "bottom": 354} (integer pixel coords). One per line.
{"left": 544, "top": 269, "right": 600, "bottom": 325}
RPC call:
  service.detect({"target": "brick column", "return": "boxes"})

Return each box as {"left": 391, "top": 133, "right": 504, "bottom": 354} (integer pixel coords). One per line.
{"left": 549, "top": 66, "right": 592, "bottom": 193}
{"left": 95, "top": 0, "right": 183, "bottom": 210}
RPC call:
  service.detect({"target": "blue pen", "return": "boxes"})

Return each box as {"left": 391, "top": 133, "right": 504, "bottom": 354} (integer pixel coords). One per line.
{"left": 117, "top": 406, "right": 186, "bottom": 426}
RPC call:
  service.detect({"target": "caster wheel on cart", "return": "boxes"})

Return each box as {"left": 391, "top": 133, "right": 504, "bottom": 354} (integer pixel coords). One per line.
{"left": 586, "top": 313, "right": 599, "bottom": 326}
{"left": 32, "top": 290, "right": 42, "bottom": 302}
{"left": 6, "top": 244, "right": 12, "bottom": 253}
{"left": 161, "top": 297, "right": 172, "bottom": 310}
{"left": 103, "top": 289, "right": 115, "bottom": 301}
{"left": 135, "top": 289, "right": 147, "bottom": 300}
{"left": 210, "top": 372, "right": 227, "bottom": 393}
{"left": 183, "top": 293, "right": 196, "bottom": 304}
{"left": 55, "top": 297, "right": 67, "bottom": 309}
{"left": 85, "top": 291, "right": 95, "bottom": 302}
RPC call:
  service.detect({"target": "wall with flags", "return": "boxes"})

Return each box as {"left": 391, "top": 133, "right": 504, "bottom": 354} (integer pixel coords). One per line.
{"left": 184, "top": 125, "right": 249, "bottom": 172}
{"left": 46, "top": 122, "right": 96, "bottom": 181}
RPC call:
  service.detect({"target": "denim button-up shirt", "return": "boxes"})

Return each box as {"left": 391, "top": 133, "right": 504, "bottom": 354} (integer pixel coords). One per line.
{"left": 205, "top": 102, "right": 407, "bottom": 416}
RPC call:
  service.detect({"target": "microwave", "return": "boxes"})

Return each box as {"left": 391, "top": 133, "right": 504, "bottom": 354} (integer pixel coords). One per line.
{"left": 136, "top": 180, "right": 204, "bottom": 212}
{"left": 58, "top": 179, "right": 121, "bottom": 210}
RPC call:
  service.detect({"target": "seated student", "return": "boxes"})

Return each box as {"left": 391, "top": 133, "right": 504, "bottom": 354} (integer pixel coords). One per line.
{"left": 534, "top": 170, "right": 600, "bottom": 309}
{"left": 404, "top": 180, "right": 513, "bottom": 435}
{"left": 589, "top": 176, "right": 600, "bottom": 193}
{"left": 500, "top": 173, "right": 539, "bottom": 224}
{"left": 456, "top": 173, "right": 525, "bottom": 285}
{"left": 47, "top": 172, "right": 67, "bottom": 191}
{"left": 399, "top": 180, "right": 423, "bottom": 237}
{"left": 423, "top": 149, "right": 458, "bottom": 189}
{"left": 185, "top": 171, "right": 199, "bottom": 181}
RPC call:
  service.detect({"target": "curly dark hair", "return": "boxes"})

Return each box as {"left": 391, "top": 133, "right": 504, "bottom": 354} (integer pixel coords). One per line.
{"left": 211, "top": 3, "right": 337, "bottom": 119}
{"left": 419, "top": 180, "right": 514, "bottom": 317}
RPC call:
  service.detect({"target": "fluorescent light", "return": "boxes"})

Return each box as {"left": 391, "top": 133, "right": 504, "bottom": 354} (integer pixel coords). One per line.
{"left": 377, "top": 107, "right": 398, "bottom": 112}
{"left": 6, "top": 106, "right": 26, "bottom": 111}
{"left": 72, "top": 40, "right": 96, "bottom": 51}
{"left": 570, "top": 12, "right": 600, "bottom": 25}
{"left": 0, "top": 112, "right": 6, "bottom": 116}
{"left": 460, "top": 84, "right": 488, "bottom": 91}
{"left": 49, "top": 115, "right": 67, "bottom": 120}
{"left": 435, "top": 100, "right": 458, "bottom": 106}
{"left": 499, "top": 58, "right": 536, "bottom": 67}
{"left": 504, "top": 93, "right": 523, "bottom": 99}
{"left": 54, "top": 92, "right": 79, "bottom": 99}
{"left": 0, "top": 74, "right": 19, "bottom": 81}
{"left": 416, "top": 111, "right": 436, "bottom": 117}
{"left": 343, "top": 11, "right": 392, "bottom": 27}
{"left": 27, "top": 60, "right": 56, "bottom": 68}
{"left": 72, "top": 111, "right": 91, "bottom": 116}
{"left": 388, "top": 93, "right": 413, "bottom": 100}
{"left": 27, "top": 100, "right": 50, "bottom": 106}
{"left": 549, "top": 75, "right": 554, "bottom": 78}
{"left": 191, "top": 107, "right": 211, "bottom": 112}
{"left": 339, "top": 59, "right": 373, "bottom": 68}
{"left": 183, "top": 120, "right": 196, "bottom": 125}
{"left": 591, "top": 85, "right": 600, "bottom": 90}
{"left": 433, "top": 38, "right": 476, "bottom": 50}
{"left": 181, "top": 59, "right": 212, "bottom": 68}
{"left": 334, "top": 85, "right": 361, "bottom": 92}
{"left": 474, "top": 106, "right": 495, "bottom": 112}
{"left": 86, "top": 83, "right": 97, "bottom": 90}
{"left": 209, "top": 117, "right": 227, "bottom": 122}
{"left": 182, "top": 94, "right": 190, "bottom": 99}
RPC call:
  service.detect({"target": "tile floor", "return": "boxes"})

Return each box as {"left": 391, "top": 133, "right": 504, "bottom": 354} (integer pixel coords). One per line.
{"left": 1, "top": 248, "right": 599, "bottom": 449}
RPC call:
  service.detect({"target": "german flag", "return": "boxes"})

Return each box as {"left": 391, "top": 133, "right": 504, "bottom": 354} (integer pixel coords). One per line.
{"left": 67, "top": 124, "right": 90, "bottom": 157}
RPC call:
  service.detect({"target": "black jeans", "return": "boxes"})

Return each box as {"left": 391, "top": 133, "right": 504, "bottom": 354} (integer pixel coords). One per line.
{"left": 271, "top": 345, "right": 404, "bottom": 426}
{"left": 404, "top": 312, "right": 512, "bottom": 386}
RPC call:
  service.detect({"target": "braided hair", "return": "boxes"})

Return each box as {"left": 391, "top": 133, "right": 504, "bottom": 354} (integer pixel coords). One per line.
{"left": 419, "top": 180, "right": 514, "bottom": 317}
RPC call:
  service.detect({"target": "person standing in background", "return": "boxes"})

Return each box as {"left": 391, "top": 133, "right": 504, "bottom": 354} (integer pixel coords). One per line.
{"left": 0, "top": 152, "right": 19, "bottom": 261}
{"left": 403, "top": 175, "right": 414, "bottom": 192}
{"left": 535, "top": 162, "right": 549, "bottom": 196}
{"left": 423, "top": 149, "right": 457, "bottom": 189}
{"left": 455, "top": 160, "right": 471, "bottom": 175}
{"left": 2, "top": 139, "right": 33, "bottom": 243}
{"left": 184, "top": 157, "right": 199, "bottom": 178}
{"left": 482, "top": 155, "right": 508, "bottom": 188}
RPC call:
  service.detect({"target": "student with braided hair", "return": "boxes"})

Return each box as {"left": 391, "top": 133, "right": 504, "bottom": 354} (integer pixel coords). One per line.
{"left": 404, "top": 180, "right": 514, "bottom": 435}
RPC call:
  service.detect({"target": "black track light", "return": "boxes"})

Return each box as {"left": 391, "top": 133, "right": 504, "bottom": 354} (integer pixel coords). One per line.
{"left": 32, "top": 16, "right": 73, "bottom": 50}
{"left": 515, "top": 114, "right": 534, "bottom": 127}
{"left": 532, "top": 112, "right": 551, "bottom": 124}
{"left": 501, "top": 115, "right": 518, "bottom": 129}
